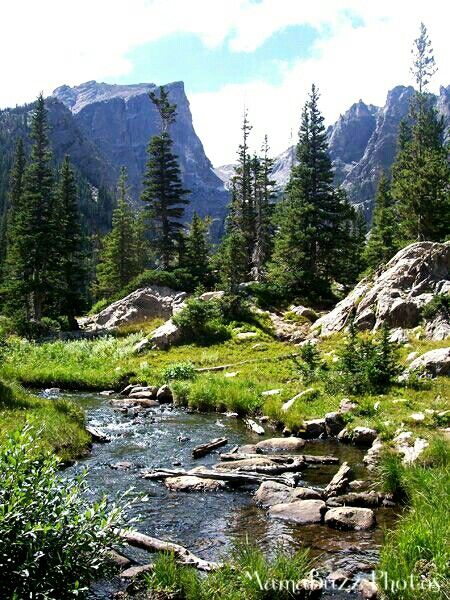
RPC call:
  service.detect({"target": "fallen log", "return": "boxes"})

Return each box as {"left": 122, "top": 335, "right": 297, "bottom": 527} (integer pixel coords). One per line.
{"left": 244, "top": 418, "right": 265, "bottom": 435}
{"left": 192, "top": 437, "right": 228, "bottom": 458}
{"left": 120, "top": 530, "right": 220, "bottom": 572}
{"left": 219, "top": 452, "right": 339, "bottom": 465}
{"left": 142, "top": 467, "right": 299, "bottom": 487}
{"left": 214, "top": 457, "right": 305, "bottom": 474}
{"left": 120, "top": 563, "right": 154, "bottom": 579}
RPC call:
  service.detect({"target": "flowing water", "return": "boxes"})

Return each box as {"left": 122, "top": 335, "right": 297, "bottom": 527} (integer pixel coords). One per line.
{"left": 61, "top": 392, "right": 398, "bottom": 598}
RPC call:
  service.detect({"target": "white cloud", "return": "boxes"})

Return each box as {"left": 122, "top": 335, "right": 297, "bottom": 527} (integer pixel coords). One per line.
{"left": 190, "top": 1, "right": 450, "bottom": 164}
{"left": 0, "top": 1, "right": 448, "bottom": 165}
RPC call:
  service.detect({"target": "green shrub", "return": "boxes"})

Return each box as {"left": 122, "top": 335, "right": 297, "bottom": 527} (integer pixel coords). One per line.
{"left": 421, "top": 293, "right": 450, "bottom": 321}
{"left": 326, "top": 322, "right": 400, "bottom": 395}
{"left": 295, "top": 342, "right": 326, "bottom": 383}
{"left": 0, "top": 426, "right": 128, "bottom": 599}
{"left": 163, "top": 362, "right": 196, "bottom": 382}
{"left": 89, "top": 298, "right": 109, "bottom": 315}
{"left": 173, "top": 297, "right": 231, "bottom": 344}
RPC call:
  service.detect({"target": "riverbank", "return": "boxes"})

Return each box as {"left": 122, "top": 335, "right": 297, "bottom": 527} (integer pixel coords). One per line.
{"left": 0, "top": 380, "right": 90, "bottom": 461}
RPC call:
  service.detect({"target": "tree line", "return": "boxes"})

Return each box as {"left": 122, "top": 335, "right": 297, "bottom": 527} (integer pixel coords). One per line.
{"left": 0, "top": 23, "right": 448, "bottom": 335}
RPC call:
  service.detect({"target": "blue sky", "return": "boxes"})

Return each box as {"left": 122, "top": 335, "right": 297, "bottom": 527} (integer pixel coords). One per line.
{"left": 111, "top": 24, "right": 322, "bottom": 93}
{"left": 0, "top": 0, "right": 448, "bottom": 165}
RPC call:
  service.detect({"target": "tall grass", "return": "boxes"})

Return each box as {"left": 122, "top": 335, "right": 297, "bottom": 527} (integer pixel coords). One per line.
{"left": 377, "top": 438, "right": 450, "bottom": 600}
{"left": 0, "top": 380, "right": 90, "bottom": 460}
{"left": 145, "top": 544, "right": 313, "bottom": 600}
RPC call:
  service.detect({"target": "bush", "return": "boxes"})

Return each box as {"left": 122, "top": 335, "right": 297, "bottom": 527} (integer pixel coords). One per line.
{"left": 163, "top": 362, "right": 196, "bottom": 382}
{"left": 326, "top": 322, "right": 400, "bottom": 395}
{"left": 0, "top": 425, "right": 129, "bottom": 599}
{"left": 173, "top": 297, "right": 231, "bottom": 344}
{"left": 295, "top": 342, "right": 326, "bottom": 383}
{"left": 421, "top": 293, "right": 450, "bottom": 321}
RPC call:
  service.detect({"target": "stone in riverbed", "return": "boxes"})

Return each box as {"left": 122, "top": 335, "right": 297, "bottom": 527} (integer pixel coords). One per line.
{"left": 359, "top": 579, "right": 379, "bottom": 599}
{"left": 338, "top": 426, "right": 377, "bottom": 446}
{"left": 86, "top": 425, "right": 110, "bottom": 443}
{"left": 129, "top": 391, "right": 157, "bottom": 400}
{"left": 156, "top": 384, "right": 173, "bottom": 403}
{"left": 120, "top": 564, "right": 154, "bottom": 579}
{"left": 324, "top": 506, "right": 375, "bottom": 530}
{"left": 129, "top": 385, "right": 158, "bottom": 397}
{"left": 254, "top": 481, "right": 322, "bottom": 507}
{"left": 324, "top": 412, "right": 346, "bottom": 436}
{"left": 100, "top": 390, "right": 115, "bottom": 396}
{"left": 324, "top": 462, "right": 352, "bottom": 498}
{"left": 238, "top": 444, "right": 259, "bottom": 454}
{"left": 300, "top": 418, "right": 326, "bottom": 439}
{"left": 110, "top": 461, "right": 133, "bottom": 470}
{"left": 326, "top": 491, "right": 382, "bottom": 508}
{"left": 269, "top": 499, "right": 326, "bottom": 524}
{"left": 255, "top": 437, "right": 305, "bottom": 453}
{"left": 165, "top": 475, "right": 227, "bottom": 492}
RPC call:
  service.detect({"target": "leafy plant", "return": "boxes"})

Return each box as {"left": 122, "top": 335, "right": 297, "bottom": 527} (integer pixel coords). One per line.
{"left": 421, "top": 293, "right": 450, "bottom": 321}
{"left": 173, "top": 297, "right": 231, "bottom": 344}
{"left": 163, "top": 362, "right": 196, "bottom": 382}
{"left": 0, "top": 425, "right": 130, "bottom": 599}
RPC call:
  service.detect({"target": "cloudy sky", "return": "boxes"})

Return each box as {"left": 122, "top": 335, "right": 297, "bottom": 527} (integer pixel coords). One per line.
{"left": 1, "top": 1, "right": 448, "bottom": 165}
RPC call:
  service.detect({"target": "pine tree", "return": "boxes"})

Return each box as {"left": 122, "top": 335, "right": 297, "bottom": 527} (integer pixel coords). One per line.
{"left": 3, "top": 95, "right": 59, "bottom": 323}
{"left": 183, "top": 212, "right": 211, "bottom": 287}
{"left": 216, "top": 227, "right": 248, "bottom": 292}
{"left": 55, "top": 156, "right": 87, "bottom": 326}
{"left": 141, "top": 86, "right": 189, "bottom": 269}
{"left": 392, "top": 23, "right": 450, "bottom": 242}
{"left": 251, "top": 136, "right": 275, "bottom": 281}
{"left": 269, "top": 85, "right": 344, "bottom": 297}
{"left": 337, "top": 197, "right": 367, "bottom": 290}
{"left": 364, "top": 173, "right": 399, "bottom": 270}
{"left": 0, "top": 139, "right": 25, "bottom": 275}
{"left": 95, "top": 168, "right": 142, "bottom": 298}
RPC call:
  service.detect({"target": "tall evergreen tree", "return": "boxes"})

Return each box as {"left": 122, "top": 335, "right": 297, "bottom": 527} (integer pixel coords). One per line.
{"left": 95, "top": 168, "right": 142, "bottom": 298}
{"left": 183, "top": 212, "right": 211, "bottom": 287}
{"left": 141, "top": 86, "right": 189, "bottom": 269}
{"left": 337, "top": 197, "right": 367, "bottom": 290}
{"left": 364, "top": 173, "right": 399, "bottom": 270}
{"left": 251, "top": 136, "right": 276, "bottom": 281}
{"left": 0, "top": 139, "right": 25, "bottom": 274}
{"left": 3, "top": 95, "right": 59, "bottom": 323}
{"left": 55, "top": 156, "right": 87, "bottom": 326}
{"left": 269, "top": 85, "right": 344, "bottom": 297}
{"left": 392, "top": 23, "right": 450, "bottom": 242}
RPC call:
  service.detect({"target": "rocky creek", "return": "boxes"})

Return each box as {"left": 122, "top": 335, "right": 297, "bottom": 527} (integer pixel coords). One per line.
{"left": 60, "top": 392, "right": 398, "bottom": 598}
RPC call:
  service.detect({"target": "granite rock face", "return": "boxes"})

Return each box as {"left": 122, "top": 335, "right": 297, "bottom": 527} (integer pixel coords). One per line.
{"left": 53, "top": 81, "right": 229, "bottom": 228}
{"left": 312, "top": 241, "right": 450, "bottom": 339}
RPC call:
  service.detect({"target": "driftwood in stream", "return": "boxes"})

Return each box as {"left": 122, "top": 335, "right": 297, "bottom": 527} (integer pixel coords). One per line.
{"left": 142, "top": 467, "right": 298, "bottom": 487}
{"left": 120, "top": 530, "right": 220, "bottom": 571}
{"left": 219, "top": 452, "right": 339, "bottom": 465}
{"left": 244, "top": 418, "right": 265, "bottom": 435}
{"left": 215, "top": 457, "right": 305, "bottom": 474}
{"left": 192, "top": 437, "right": 228, "bottom": 458}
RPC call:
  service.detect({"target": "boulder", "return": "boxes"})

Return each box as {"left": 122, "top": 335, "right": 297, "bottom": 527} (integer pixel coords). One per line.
{"left": 254, "top": 481, "right": 292, "bottom": 507}
{"left": 255, "top": 437, "right": 305, "bottom": 453}
{"left": 80, "top": 286, "right": 186, "bottom": 331}
{"left": 151, "top": 319, "right": 182, "bottom": 350}
{"left": 288, "top": 305, "right": 318, "bottom": 322}
{"left": 100, "top": 390, "right": 115, "bottom": 396}
{"left": 324, "top": 462, "right": 352, "bottom": 497}
{"left": 389, "top": 328, "right": 409, "bottom": 344}
{"left": 363, "top": 438, "right": 384, "bottom": 470}
{"left": 300, "top": 418, "right": 326, "bottom": 439}
{"left": 324, "top": 507, "right": 375, "bottom": 530}
{"left": 165, "top": 476, "right": 226, "bottom": 492}
{"left": 326, "top": 491, "right": 382, "bottom": 508}
{"left": 359, "top": 579, "right": 379, "bottom": 600}
{"left": 339, "top": 398, "right": 358, "bottom": 414}
{"left": 199, "top": 291, "right": 225, "bottom": 301}
{"left": 269, "top": 499, "right": 326, "bottom": 524}
{"left": 129, "top": 385, "right": 158, "bottom": 397}
{"left": 254, "top": 482, "right": 321, "bottom": 507}
{"left": 311, "top": 242, "right": 450, "bottom": 337}
{"left": 338, "top": 427, "right": 377, "bottom": 446}
{"left": 156, "top": 385, "right": 173, "bottom": 403}
{"left": 406, "top": 347, "right": 450, "bottom": 377}
{"left": 324, "top": 412, "right": 346, "bottom": 436}
{"left": 110, "top": 461, "right": 133, "bottom": 470}
{"left": 393, "top": 431, "right": 429, "bottom": 464}
{"left": 425, "top": 315, "right": 450, "bottom": 341}
{"left": 133, "top": 338, "right": 150, "bottom": 354}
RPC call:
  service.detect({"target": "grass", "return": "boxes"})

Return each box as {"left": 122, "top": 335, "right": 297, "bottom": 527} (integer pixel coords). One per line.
{"left": 0, "top": 380, "right": 90, "bottom": 461}
{"left": 377, "top": 438, "right": 450, "bottom": 599}
{"left": 140, "top": 543, "right": 313, "bottom": 600}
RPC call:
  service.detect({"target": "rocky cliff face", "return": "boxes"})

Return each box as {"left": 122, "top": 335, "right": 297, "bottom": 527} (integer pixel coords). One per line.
{"left": 52, "top": 81, "right": 229, "bottom": 225}
{"left": 216, "top": 85, "right": 450, "bottom": 219}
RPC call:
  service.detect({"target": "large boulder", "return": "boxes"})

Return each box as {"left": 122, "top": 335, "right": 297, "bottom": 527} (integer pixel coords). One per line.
{"left": 311, "top": 242, "right": 450, "bottom": 338}
{"left": 255, "top": 437, "right": 305, "bottom": 453}
{"left": 269, "top": 499, "right": 326, "bottom": 524}
{"left": 254, "top": 481, "right": 321, "bottom": 507}
{"left": 151, "top": 319, "right": 182, "bottom": 349}
{"left": 165, "top": 476, "right": 226, "bottom": 492}
{"left": 324, "top": 506, "right": 375, "bottom": 530}
{"left": 406, "top": 347, "right": 450, "bottom": 377}
{"left": 80, "top": 286, "right": 186, "bottom": 331}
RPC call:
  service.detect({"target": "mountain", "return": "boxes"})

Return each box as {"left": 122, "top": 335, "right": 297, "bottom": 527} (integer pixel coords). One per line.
{"left": 0, "top": 81, "right": 229, "bottom": 234}
{"left": 215, "top": 84, "right": 450, "bottom": 219}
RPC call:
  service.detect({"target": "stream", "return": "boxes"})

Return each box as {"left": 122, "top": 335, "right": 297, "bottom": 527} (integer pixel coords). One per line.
{"left": 61, "top": 392, "right": 398, "bottom": 598}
